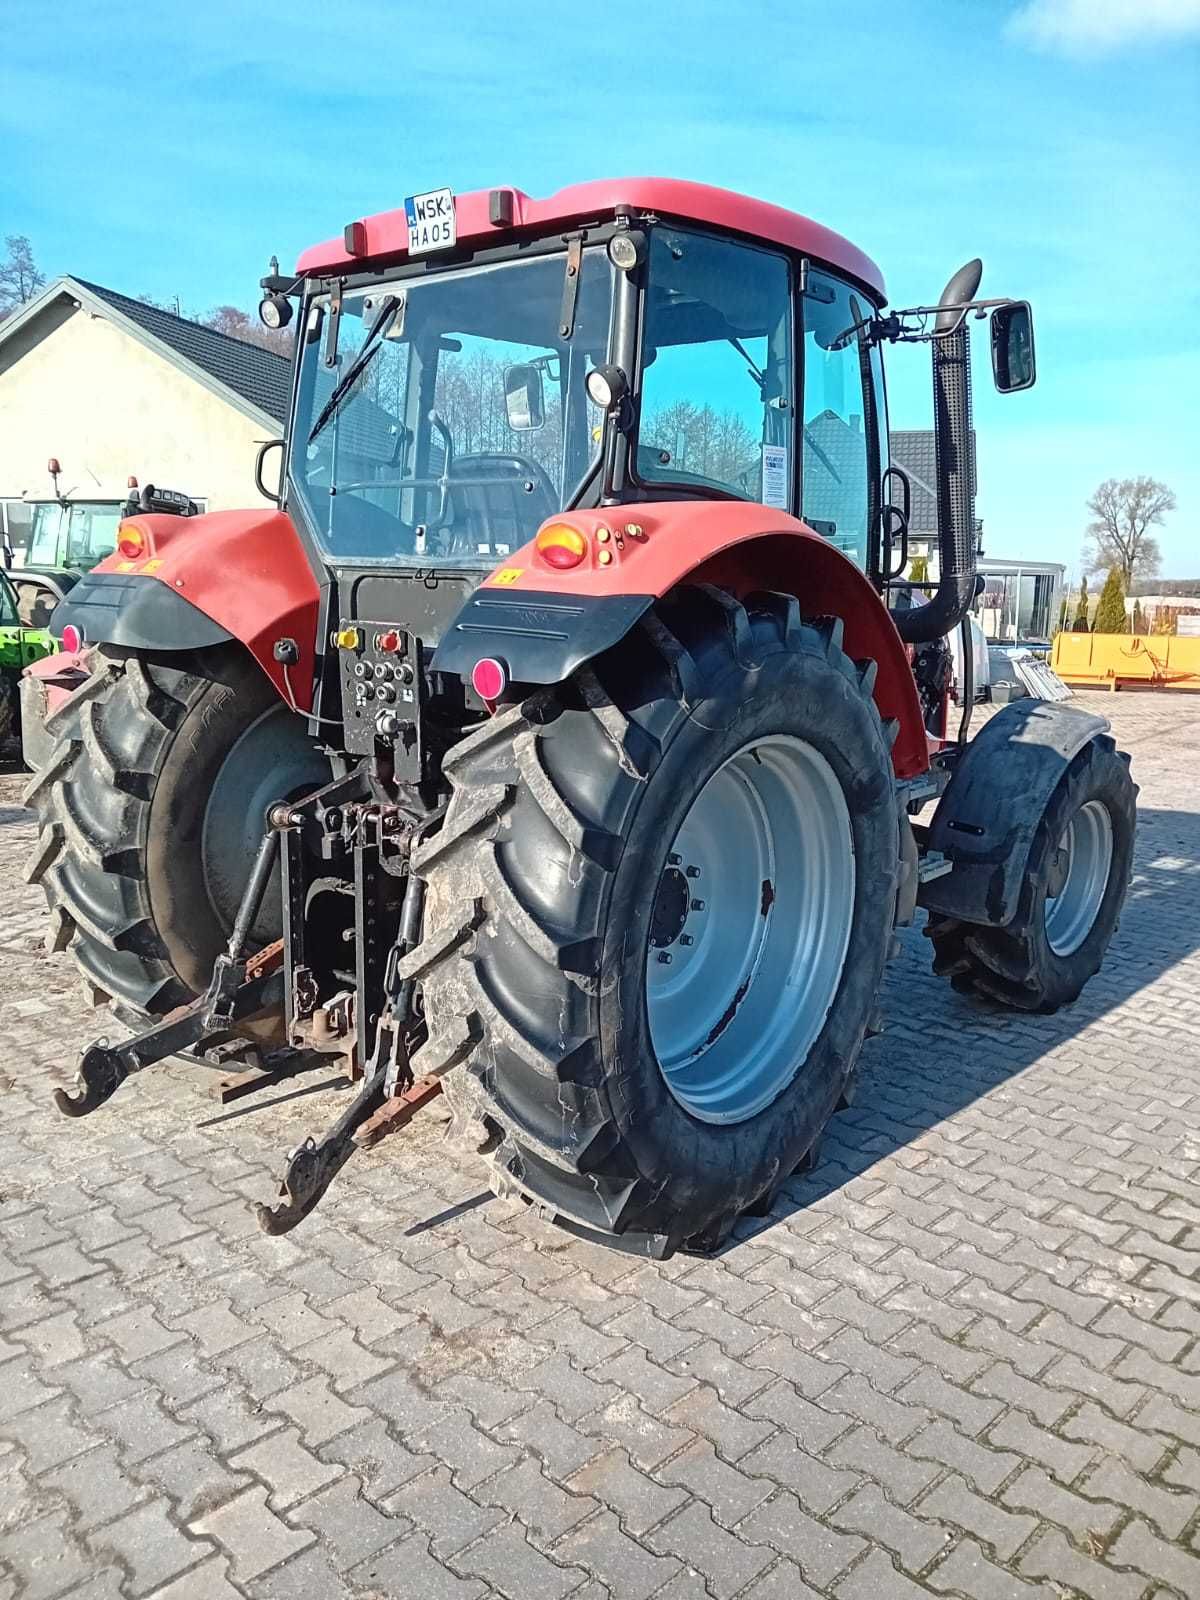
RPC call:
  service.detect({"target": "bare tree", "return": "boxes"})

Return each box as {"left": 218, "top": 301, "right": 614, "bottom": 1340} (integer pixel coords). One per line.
{"left": 0, "top": 235, "right": 46, "bottom": 318}
{"left": 1084, "top": 477, "right": 1174, "bottom": 588}
{"left": 204, "top": 304, "right": 293, "bottom": 358}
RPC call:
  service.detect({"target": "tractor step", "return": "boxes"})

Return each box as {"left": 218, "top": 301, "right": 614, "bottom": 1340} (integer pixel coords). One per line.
{"left": 917, "top": 849, "right": 954, "bottom": 883}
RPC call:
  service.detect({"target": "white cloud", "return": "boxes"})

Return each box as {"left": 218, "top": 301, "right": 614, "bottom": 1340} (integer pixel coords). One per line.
{"left": 1009, "top": 0, "right": 1200, "bottom": 55}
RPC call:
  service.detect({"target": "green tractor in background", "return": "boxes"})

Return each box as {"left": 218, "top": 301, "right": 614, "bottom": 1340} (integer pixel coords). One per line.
{"left": 5, "top": 463, "right": 201, "bottom": 626}
{"left": 7, "top": 496, "right": 125, "bottom": 626}
{"left": 0, "top": 568, "right": 56, "bottom": 747}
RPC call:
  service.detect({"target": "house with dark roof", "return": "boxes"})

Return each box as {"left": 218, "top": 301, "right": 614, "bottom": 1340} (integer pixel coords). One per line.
{"left": 889, "top": 428, "right": 982, "bottom": 572}
{"left": 0, "top": 275, "right": 290, "bottom": 556}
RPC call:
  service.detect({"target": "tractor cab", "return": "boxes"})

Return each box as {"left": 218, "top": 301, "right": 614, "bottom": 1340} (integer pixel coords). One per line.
{"left": 262, "top": 182, "right": 1035, "bottom": 771}
{"left": 272, "top": 192, "right": 890, "bottom": 585}
{"left": 8, "top": 495, "right": 124, "bottom": 626}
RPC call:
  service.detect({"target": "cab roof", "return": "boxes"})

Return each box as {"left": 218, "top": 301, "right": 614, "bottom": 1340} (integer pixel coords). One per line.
{"left": 295, "top": 177, "right": 886, "bottom": 299}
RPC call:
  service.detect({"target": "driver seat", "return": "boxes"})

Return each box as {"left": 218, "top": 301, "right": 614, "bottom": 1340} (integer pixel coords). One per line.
{"left": 441, "top": 454, "right": 556, "bottom": 557}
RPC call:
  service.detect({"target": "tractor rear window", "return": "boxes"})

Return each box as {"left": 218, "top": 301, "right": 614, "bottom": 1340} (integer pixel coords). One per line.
{"left": 637, "top": 229, "right": 792, "bottom": 504}
{"left": 290, "top": 251, "right": 613, "bottom": 568}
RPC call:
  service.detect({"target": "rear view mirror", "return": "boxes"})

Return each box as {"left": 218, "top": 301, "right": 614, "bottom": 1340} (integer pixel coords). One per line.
{"left": 991, "top": 302, "right": 1036, "bottom": 392}
{"left": 503, "top": 363, "right": 545, "bottom": 431}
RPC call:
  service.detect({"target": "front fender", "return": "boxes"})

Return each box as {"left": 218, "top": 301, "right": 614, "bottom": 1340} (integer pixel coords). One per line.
{"left": 55, "top": 509, "right": 319, "bottom": 709}
{"left": 918, "top": 698, "right": 1111, "bottom": 926}
{"left": 432, "top": 503, "right": 928, "bottom": 779}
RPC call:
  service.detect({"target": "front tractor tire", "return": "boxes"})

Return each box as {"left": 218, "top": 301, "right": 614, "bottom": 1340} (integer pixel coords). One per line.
{"left": 26, "top": 644, "right": 330, "bottom": 1020}
{"left": 406, "top": 588, "right": 900, "bottom": 1254}
{"left": 926, "top": 733, "right": 1136, "bottom": 1013}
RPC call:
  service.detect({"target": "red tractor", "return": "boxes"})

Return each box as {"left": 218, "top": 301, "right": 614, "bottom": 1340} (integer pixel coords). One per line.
{"left": 29, "top": 180, "right": 1135, "bottom": 1252}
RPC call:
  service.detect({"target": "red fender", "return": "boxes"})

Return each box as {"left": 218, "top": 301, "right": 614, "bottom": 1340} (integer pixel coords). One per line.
{"left": 478, "top": 503, "right": 928, "bottom": 779}
{"left": 89, "top": 509, "right": 319, "bottom": 709}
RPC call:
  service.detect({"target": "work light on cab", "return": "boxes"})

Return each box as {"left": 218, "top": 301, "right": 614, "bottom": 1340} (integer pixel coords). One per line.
{"left": 607, "top": 231, "right": 645, "bottom": 272}
{"left": 535, "top": 524, "right": 588, "bottom": 570}
{"left": 585, "top": 363, "right": 628, "bottom": 412}
{"left": 258, "top": 294, "right": 293, "bottom": 331}
{"left": 116, "top": 524, "right": 145, "bottom": 560}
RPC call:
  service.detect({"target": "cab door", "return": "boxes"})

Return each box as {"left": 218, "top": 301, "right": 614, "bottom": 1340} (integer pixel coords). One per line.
{"left": 799, "top": 267, "right": 886, "bottom": 574}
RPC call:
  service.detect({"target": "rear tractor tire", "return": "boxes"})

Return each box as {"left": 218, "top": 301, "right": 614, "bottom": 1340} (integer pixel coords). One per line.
{"left": 926, "top": 733, "right": 1136, "bottom": 1013}
{"left": 25, "top": 644, "right": 330, "bottom": 1020}
{"left": 17, "top": 581, "right": 56, "bottom": 629}
{"left": 405, "top": 587, "right": 901, "bottom": 1254}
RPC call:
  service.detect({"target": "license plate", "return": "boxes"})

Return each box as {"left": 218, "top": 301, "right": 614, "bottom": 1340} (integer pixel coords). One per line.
{"left": 404, "top": 188, "right": 456, "bottom": 255}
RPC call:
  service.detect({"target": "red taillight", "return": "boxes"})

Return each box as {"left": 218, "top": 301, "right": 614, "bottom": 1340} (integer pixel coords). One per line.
{"left": 535, "top": 524, "right": 588, "bottom": 570}
{"left": 116, "top": 523, "right": 145, "bottom": 560}
{"left": 60, "top": 624, "right": 83, "bottom": 653}
{"left": 471, "top": 657, "right": 508, "bottom": 701}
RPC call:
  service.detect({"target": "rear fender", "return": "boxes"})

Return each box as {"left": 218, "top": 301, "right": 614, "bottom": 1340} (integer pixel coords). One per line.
{"left": 918, "top": 698, "right": 1111, "bottom": 926}
{"left": 432, "top": 503, "right": 928, "bottom": 778}
{"left": 54, "top": 509, "right": 319, "bottom": 709}
{"left": 19, "top": 648, "right": 89, "bottom": 771}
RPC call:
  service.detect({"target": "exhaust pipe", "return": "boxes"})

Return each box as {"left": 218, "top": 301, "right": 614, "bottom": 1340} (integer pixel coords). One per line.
{"left": 895, "top": 260, "right": 981, "bottom": 646}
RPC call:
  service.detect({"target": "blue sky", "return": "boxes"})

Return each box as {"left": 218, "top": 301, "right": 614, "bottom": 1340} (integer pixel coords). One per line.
{"left": 4, "top": 0, "right": 1197, "bottom": 575}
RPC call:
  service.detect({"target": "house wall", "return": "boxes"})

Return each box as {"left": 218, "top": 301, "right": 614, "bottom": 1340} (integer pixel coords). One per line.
{"left": 0, "top": 305, "right": 277, "bottom": 510}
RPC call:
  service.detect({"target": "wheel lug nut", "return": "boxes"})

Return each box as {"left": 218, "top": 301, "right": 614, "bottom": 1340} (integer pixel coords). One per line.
{"left": 679, "top": 934, "right": 694, "bottom": 946}
{"left": 686, "top": 865, "right": 701, "bottom": 878}
{"left": 657, "top": 951, "right": 672, "bottom": 964}
{"left": 691, "top": 898, "right": 705, "bottom": 912}
{"left": 668, "top": 853, "right": 681, "bottom": 866}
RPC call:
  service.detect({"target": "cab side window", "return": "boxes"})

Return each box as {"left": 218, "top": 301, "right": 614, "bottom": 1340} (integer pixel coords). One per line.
{"left": 638, "top": 229, "right": 793, "bottom": 505}
{"left": 801, "top": 269, "right": 877, "bottom": 567}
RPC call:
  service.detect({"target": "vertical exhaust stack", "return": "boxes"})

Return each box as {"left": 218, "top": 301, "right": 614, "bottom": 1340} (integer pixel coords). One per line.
{"left": 895, "top": 259, "right": 982, "bottom": 645}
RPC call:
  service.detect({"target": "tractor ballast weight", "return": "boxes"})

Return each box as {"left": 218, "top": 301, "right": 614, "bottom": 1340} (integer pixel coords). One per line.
{"left": 28, "top": 179, "right": 1134, "bottom": 1252}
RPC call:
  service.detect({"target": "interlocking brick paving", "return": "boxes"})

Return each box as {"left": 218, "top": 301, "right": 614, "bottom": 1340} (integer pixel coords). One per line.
{"left": 1, "top": 690, "right": 1197, "bottom": 1598}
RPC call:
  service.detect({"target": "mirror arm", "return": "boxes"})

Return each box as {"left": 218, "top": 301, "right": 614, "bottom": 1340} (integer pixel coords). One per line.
{"left": 877, "top": 295, "right": 1017, "bottom": 346}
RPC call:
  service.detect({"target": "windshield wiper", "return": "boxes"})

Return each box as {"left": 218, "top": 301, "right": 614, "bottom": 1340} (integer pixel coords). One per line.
{"left": 308, "top": 294, "right": 400, "bottom": 446}
{"left": 727, "top": 335, "right": 765, "bottom": 391}
{"left": 803, "top": 423, "right": 842, "bottom": 483}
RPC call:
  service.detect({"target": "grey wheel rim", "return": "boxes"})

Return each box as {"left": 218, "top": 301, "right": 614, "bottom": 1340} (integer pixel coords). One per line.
{"left": 201, "top": 702, "right": 325, "bottom": 940}
{"left": 1044, "top": 799, "right": 1113, "bottom": 957}
{"left": 646, "top": 735, "right": 855, "bottom": 1125}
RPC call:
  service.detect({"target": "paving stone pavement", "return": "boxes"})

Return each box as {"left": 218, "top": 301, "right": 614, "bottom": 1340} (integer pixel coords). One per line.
{"left": 1, "top": 690, "right": 1198, "bottom": 1599}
